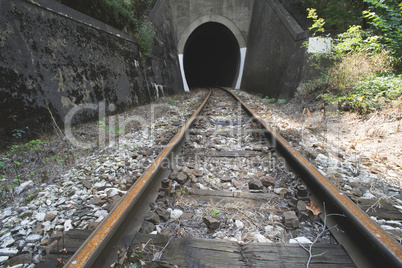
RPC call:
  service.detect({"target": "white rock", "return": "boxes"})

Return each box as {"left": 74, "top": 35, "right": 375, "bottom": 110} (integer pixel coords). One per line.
{"left": 234, "top": 231, "right": 242, "bottom": 242}
{"left": 362, "top": 192, "right": 376, "bottom": 199}
{"left": 26, "top": 234, "right": 41, "bottom": 243}
{"left": 235, "top": 220, "right": 244, "bottom": 229}
{"left": 360, "top": 176, "right": 372, "bottom": 184}
{"left": 14, "top": 180, "right": 34, "bottom": 195}
{"left": 106, "top": 188, "right": 120, "bottom": 197}
{"left": 289, "top": 237, "right": 312, "bottom": 244}
{"left": 170, "top": 209, "right": 183, "bottom": 220}
{"left": 316, "top": 154, "right": 328, "bottom": 162}
{"left": 274, "top": 188, "right": 288, "bottom": 195}
{"left": 35, "top": 213, "right": 46, "bottom": 222}
{"left": 150, "top": 231, "right": 158, "bottom": 235}
{"left": 196, "top": 183, "right": 207, "bottom": 190}
{"left": 264, "top": 225, "right": 274, "bottom": 233}
{"left": 228, "top": 237, "right": 238, "bottom": 242}
{"left": 381, "top": 225, "right": 397, "bottom": 231}
{"left": 55, "top": 225, "right": 64, "bottom": 231}
{"left": 1, "top": 234, "right": 15, "bottom": 248}
{"left": 343, "top": 185, "right": 352, "bottom": 191}
{"left": 254, "top": 234, "right": 272, "bottom": 243}
{"left": 0, "top": 256, "right": 9, "bottom": 264}
{"left": 94, "top": 210, "right": 108, "bottom": 218}
{"left": 93, "top": 181, "right": 107, "bottom": 189}
{"left": 0, "top": 247, "right": 19, "bottom": 256}
{"left": 64, "top": 220, "right": 73, "bottom": 232}
{"left": 9, "top": 264, "right": 23, "bottom": 268}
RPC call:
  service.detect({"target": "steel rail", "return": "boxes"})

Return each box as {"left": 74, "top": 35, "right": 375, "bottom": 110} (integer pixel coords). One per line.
{"left": 222, "top": 87, "right": 402, "bottom": 267}
{"left": 65, "top": 87, "right": 402, "bottom": 267}
{"left": 64, "top": 88, "right": 212, "bottom": 268}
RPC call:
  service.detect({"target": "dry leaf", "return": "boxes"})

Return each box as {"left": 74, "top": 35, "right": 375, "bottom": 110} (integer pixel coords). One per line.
{"left": 57, "top": 258, "right": 65, "bottom": 265}
{"left": 306, "top": 201, "right": 321, "bottom": 216}
{"left": 59, "top": 248, "right": 67, "bottom": 254}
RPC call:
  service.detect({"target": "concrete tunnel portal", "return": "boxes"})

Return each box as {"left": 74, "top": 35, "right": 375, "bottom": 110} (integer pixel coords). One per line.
{"left": 183, "top": 22, "right": 240, "bottom": 88}
{"left": 177, "top": 16, "right": 247, "bottom": 92}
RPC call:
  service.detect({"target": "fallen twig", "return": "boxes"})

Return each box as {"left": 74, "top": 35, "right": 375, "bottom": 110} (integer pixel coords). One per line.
{"left": 295, "top": 202, "right": 345, "bottom": 267}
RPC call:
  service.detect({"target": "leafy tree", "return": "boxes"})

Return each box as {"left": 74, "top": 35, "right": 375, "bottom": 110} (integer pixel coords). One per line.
{"left": 298, "top": 0, "right": 365, "bottom": 31}
{"left": 363, "top": 0, "right": 402, "bottom": 59}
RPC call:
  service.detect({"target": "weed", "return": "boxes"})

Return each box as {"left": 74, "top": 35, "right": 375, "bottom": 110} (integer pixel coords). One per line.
{"left": 25, "top": 139, "right": 42, "bottom": 151}
{"left": 136, "top": 21, "right": 156, "bottom": 56}
{"left": 210, "top": 209, "right": 220, "bottom": 218}
{"left": 10, "top": 145, "right": 21, "bottom": 152}
{"left": 166, "top": 96, "right": 178, "bottom": 105}
{"left": 262, "top": 97, "right": 276, "bottom": 104}
{"left": 12, "top": 129, "right": 25, "bottom": 139}
{"left": 176, "top": 187, "right": 191, "bottom": 196}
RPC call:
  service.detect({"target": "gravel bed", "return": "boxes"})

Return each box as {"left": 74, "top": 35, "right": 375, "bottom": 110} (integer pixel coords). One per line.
{"left": 0, "top": 90, "right": 208, "bottom": 267}
{"left": 133, "top": 88, "right": 336, "bottom": 258}
{"left": 228, "top": 88, "right": 402, "bottom": 243}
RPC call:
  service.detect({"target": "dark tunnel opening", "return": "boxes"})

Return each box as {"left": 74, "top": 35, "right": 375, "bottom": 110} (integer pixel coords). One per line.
{"left": 183, "top": 22, "right": 240, "bottom": 88}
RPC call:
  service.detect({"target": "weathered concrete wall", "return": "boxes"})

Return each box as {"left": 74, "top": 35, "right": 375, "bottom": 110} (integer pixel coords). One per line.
{"left": 0, "top": 0, "right": 181, "bottom": 136}
{"left": 241, "top": 0, "right": 308, "bottom": 99}
{"left": 169, "top": 0, "right": 255, "bottom": 52}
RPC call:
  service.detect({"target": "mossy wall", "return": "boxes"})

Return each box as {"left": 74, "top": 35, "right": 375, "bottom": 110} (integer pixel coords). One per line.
{"left": 0, "top": 0, "right": 182, "bottom": 138}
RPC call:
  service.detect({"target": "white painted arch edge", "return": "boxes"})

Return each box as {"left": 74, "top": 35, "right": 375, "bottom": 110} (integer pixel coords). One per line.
{"left": 177, "top": 15, "right": 247, "bottom": 92}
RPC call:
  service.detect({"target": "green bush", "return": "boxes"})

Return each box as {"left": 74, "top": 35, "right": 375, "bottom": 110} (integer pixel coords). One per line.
{"left": 135, "top": 21, "right": 156, "bottom": 55}
{"left": 300, "top": 0, "right": 365, "bottom": 31}
{"left": 262, "top": 97, "right": 276, "bottom": 104}
{"left": 56, "top": 0, "right": 155, "bottom": 36}
{"left": 320, "top": 74, "right": 402, "bottom": 114}
{"left": 363, "top": 0, "right": 402, "bottom": 60}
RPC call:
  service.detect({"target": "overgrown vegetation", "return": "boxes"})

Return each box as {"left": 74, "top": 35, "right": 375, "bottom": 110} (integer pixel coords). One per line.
{"left": 296, "top": 0, "right": 366, "bottom": 31}
{"left": 300, "top": 1, "right": 402, "bottom": 114}
{"left": 135, "top": 21, "right": 156, "bottom": 55}
{"left": 262, "top": 97, "right": 287, "bottom": 105}
{"left": 56, "top": 0, "right": 156, "bottom": 55}
{"left": 0, "top": 137, "right": 77, "bottom": 205}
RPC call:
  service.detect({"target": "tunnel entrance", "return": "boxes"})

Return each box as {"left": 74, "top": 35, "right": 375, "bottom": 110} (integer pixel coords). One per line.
{"left": 183, "top": 22, "right": 240, "bottom": 88}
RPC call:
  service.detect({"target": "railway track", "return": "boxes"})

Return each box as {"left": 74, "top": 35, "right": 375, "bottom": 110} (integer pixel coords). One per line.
{"left": 62, "top": 88, "right": 401, "bottom": 267}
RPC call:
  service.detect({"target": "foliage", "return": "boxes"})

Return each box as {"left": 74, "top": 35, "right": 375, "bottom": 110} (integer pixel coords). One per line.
{"left": 262, "top": 97, "right": 287, "bottom": 105}
{"left": 319, "top": 74, "right": 402, "bottom": 114}
{"left": 56, "top": 0, "right": 155, "bottom": 36}
{"left": 307, "top": 8, "right": 326, "bottom": 36}
{"left": 277, "top": 99, "right": 287, "bottom": 105}
{"left": 328, "top": 50, "right": 393, "bottom": 91}
{"left": 302, "top": 6, "right": 400, "bottom": 114}
{"left": 210, "top": 209, "right": 220, "bottom": 218}
{"left": 12, "top": 129, "right": 25, "bottom": 139}
{"left": 97, "top": 119, "right": 122, "bottom": 135}
{"left": 298, "top": 0, "right": 365, "bottom": 31}
{"left": 262, "top": 97, "right": 276, "bottom": 104}
{"left": 25, "top": 139, "right": 43, "bottom": 151}
{"left": 363, "top": 0, "right": 402, "bottom": 59}
{"left": 166, "top": 96, "right": 178, "bottom": 105}
{"left": 349, "top": 74, "right": 402, "bottom": 113}
{"left": 135, "top": 21, "right": 156, "bottom": 56}
{"left": 333, "top": 25, "right": 383, "bottom": 58}
{"left": 0, "top": 137, "right": 76, "bottom": 205}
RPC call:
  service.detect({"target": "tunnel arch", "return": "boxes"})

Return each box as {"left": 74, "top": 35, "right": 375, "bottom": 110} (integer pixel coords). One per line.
{"left": 177, "top": 15, "right": 246, "bottom": 54}
{"left": 177, "top": 15, "right": 247, "bottom": 91}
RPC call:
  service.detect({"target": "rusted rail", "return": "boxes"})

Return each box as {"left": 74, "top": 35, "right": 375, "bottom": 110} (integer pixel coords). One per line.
{"left": 65, "top": 89, "right": 212, "bottom": 267}
{"left": 65, "top": 88, "right": 402, "bottom": 268}
{"left": 222, "top": 87, "right": 402, "bottom": 267}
